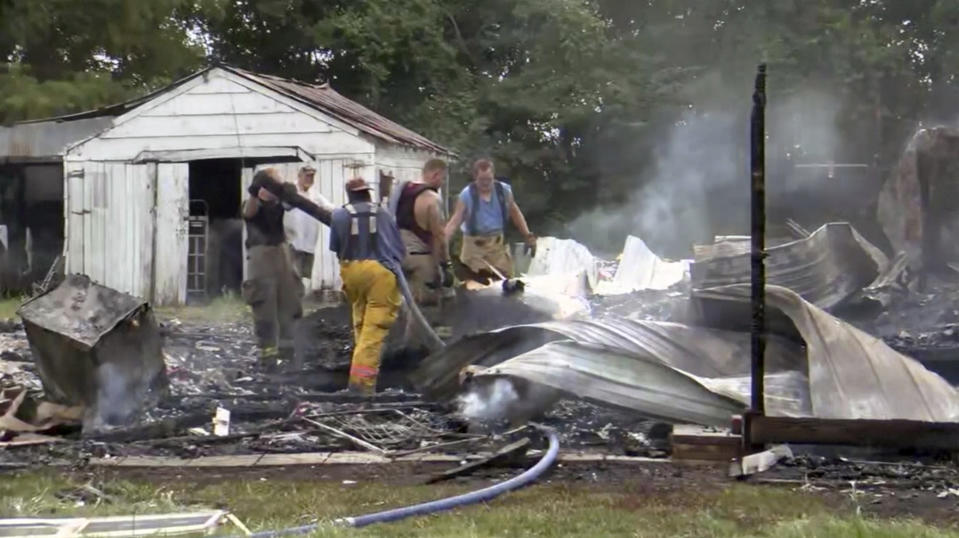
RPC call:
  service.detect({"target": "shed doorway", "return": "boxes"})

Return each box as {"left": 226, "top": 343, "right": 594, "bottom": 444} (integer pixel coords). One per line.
{"left": 187, "top": 159, "right": 243, "bottom": 303}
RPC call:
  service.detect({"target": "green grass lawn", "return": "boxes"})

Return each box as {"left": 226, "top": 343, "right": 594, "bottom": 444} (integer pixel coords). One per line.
{"left": 0, "top": 469, "right": 956, "bottom": 538}
{"left": 154, "top": 292, "right": 251, "bottom": 324}
{"left": 0, "top": 295, "right": 25, "bottom": 320}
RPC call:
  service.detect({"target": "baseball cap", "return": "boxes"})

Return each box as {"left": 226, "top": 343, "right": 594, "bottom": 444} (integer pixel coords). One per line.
{"left": 345, "top": 178, "right": 373, "bottom": 192}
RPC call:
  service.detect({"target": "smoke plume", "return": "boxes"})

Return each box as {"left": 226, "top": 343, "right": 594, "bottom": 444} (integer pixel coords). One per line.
{"left": 568, "top": 74, "right": 850, "bottom": 259}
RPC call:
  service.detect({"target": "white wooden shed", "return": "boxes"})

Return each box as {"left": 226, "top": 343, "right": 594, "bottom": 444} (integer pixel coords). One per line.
{"left": 59, "top": 65, "right": 451, "bottom": 305}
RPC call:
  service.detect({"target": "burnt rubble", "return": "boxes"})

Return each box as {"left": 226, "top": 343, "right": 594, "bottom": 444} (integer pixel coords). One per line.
{"left": 0, "top": 300, "right": 671, "bottom": 468}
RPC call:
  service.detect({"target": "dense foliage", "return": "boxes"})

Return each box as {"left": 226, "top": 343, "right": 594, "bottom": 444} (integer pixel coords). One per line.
{"left": 2, "top": 0, "right": 958, "bottom": 246}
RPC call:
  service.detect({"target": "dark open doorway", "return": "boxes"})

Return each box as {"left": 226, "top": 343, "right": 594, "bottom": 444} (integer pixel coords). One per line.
{"left": 188, "top": 159, "right": 243, "bottom": 302}
{"left": 0, "top": 163, "right": 64, "bottom": 296}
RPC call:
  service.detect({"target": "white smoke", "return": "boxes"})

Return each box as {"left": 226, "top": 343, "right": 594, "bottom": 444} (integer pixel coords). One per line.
{"left": 456, "top": 377, "right": 521, "bottom": 423}
{"left": 568, "top": 79, "right": 845, "bottom": 258}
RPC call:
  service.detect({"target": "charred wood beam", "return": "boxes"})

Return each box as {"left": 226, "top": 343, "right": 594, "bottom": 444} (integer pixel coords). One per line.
{"left": 746, "top": 415, "right": 959, "bottom": 451}
{"left": 750, "top": 64, "right": 767, "bottom": 415}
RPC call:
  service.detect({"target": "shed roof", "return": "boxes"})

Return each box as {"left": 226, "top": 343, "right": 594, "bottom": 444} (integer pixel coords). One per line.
{"left": 2, "top": 65, "right": 452, "bottom": 158}
{"left": 225, "top": 67, "right": 451, "bottom": 155}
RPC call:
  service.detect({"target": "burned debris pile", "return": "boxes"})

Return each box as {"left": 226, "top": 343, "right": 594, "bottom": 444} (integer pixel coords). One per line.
{"left": 0, "top": 270, "right": 668, "bottom": 467}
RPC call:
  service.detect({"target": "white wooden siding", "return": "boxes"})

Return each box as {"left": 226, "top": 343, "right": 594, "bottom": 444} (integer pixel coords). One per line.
{"left": 70, "top": 132, "right": 372, "bottom": 162}
{"left": 66, "top": 71, "right": 375, "bottom": 162}
{"left": 63, "top": 161, "right": 154, "bottom": 299}
{"left": 154, "top": 163, "right": 189, "bottom": 305}
{"left": 60, "top": 67, "right": 448, "bottom": 305}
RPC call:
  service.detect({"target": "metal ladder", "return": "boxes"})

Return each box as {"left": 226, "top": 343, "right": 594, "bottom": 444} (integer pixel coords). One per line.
{"left": 187, "top": 200, "right": 209, "bottom": 302}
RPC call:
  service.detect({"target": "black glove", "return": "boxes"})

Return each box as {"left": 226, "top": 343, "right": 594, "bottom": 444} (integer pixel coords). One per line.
{"left": 439, "top": 261, "right": 455, "bottom": 288}
{"left": 247, "top": 177, "right": 263, "bottom": 197}
{"left": 247, "top": 174, "right": 285, "bottom": 198}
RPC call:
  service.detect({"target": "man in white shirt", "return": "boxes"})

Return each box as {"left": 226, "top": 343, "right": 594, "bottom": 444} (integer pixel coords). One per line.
{"left": 284, "top": 165, "right": 323, "bottom": 284}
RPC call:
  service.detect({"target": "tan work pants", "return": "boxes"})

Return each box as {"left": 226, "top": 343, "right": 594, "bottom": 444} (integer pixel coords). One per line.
{"left": 460, "top": 233, "right": 513, "bottom": 280}
{"left": 399, "top": 229, "right": 438, "bottom": 305}
{"left": 242, "top": 244, "right": 304, "bottom": 361}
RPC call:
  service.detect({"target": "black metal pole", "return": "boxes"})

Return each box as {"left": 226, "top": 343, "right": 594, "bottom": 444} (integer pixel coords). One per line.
{"left": 750, "top": 64, "right": 767, "bottom": 415}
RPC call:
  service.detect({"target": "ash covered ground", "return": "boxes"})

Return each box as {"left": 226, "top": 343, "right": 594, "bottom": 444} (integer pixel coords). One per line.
{"left": 0, "top": 296, "right": 674, "bottom": 466}
{"left": 3, "top": 279, "right": 959, "bottom": 512}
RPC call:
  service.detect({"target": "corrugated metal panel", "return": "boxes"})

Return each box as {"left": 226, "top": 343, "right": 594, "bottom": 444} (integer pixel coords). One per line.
{"left": 594, "top": 235, "right": 690, "bottom": 294}
{"left": 526, "top": 237, "right": 598, "bottom": 288}
{"left": 419, "top": 285, "right": 959, "bottom": 424}
{"left": 877, "top": 126, "right": 959, "bottom": 267}
{"left": 695, "top": 285, "right": 959, "bottom": 422}
{"left": 0, "top": 117, "right": 113, "bottom": 159}
{"left": 481, "top": 340, "right": 748, "bottom": 426}
{"left": 414, "top": 317, "right": 803, "bottom": 402}
{"left": 690, "top": 222, "right": 887, "bottom": 310}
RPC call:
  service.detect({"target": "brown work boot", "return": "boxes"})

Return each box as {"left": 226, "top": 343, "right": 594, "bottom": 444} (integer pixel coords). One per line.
{"left": 347, "top": 379, "right": 376, "bottom": 397}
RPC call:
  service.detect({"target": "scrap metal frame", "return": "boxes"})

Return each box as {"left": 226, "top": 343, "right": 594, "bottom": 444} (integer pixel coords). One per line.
{"left": 740, "top": 64, "right": 959, "bottom": 454}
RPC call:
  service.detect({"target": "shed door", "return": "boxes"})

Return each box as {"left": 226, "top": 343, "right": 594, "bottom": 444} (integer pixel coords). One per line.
{"left": 64, "top": 162, "right": 155, "bottom": 298}
{"left": 154, "top": 163, "right": 189, "bottom": 305}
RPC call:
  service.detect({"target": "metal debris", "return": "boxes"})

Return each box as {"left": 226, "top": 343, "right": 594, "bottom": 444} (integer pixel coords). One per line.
{"left": 17, "top": 274, "right": 169, "bottom": 431}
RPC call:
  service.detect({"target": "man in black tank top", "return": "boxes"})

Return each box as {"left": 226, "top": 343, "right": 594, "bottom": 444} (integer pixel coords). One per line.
{"left": 395, "top": 158, "right": 453, "bottom": 304}
{"left": 240, "top": 168, "right": 303, "bottom": 367}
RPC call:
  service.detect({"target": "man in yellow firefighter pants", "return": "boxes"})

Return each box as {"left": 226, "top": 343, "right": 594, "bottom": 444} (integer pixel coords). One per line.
{"left": 329, "top": 178, "right": 406, "bottom": 394}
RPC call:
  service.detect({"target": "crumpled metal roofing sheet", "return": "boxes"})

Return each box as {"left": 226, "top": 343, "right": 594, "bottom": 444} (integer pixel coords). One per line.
{"left": 695, "top": 285, "right": 959, "bottom": 422}
{"left": 594, "top": 235, "right": 690, "bottom": 295}
{"left": 526, "top": 237, "right": 599, "bottom": 289}
{"left": 480, "top": 340, "right": 747, "bottom": 426}
{"left": 690, "top": 222, "right": 888, "bottom": 310}
{"left": 418, "top": 285, "right": 959, "bottom": 425}
{"left": 413, "top": 316, "right": 805, "bottom": 402}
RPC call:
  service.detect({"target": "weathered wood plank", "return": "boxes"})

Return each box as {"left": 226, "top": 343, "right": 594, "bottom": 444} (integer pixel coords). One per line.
{"left": 71, "top": 131, "right": 372, "bottom": 162}
{"left": 154, "top": 163, "right": 189, "bottom": 306}
{"left": 103, "top": 113, "right": 334, "bottom": 139}
{"left": 142, "top": 92, "right": 290, "bottom": 116}
{"left": 746, "top": 415, "right": 959, "bottom": 450}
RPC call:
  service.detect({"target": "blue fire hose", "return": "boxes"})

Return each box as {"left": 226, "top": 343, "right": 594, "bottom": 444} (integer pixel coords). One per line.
{"left": 238, "top": 427, "right": 560, "bottom": 536}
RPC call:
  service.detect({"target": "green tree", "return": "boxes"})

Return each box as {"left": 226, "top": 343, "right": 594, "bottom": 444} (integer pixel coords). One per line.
{"left": 0, "top": 0, "right": 210, "bottom": 122}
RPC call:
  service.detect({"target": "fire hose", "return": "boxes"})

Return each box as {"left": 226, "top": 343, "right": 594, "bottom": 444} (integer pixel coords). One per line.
{"left": 233, "top": 180, "right": 558, "bottom": 535}
{"left": 235, "top": 426, "right": 559, "bottom": 537}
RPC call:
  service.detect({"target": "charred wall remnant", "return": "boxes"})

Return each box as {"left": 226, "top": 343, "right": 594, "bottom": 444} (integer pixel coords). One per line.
{"left": 16, "top": 274, "right": 168, "bottom": 431}
{"left": 878, "top": 127, "right": 959, "bottom": 286}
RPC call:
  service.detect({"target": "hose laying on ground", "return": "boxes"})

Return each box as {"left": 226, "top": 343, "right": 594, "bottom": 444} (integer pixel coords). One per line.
{"left": 238, "top": 427, "right": 560, "bottom": 537}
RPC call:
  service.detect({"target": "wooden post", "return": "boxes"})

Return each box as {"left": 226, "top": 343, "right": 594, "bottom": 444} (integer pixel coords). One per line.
{"left": 750, "top": 64, "right": 767, "bottom": 415}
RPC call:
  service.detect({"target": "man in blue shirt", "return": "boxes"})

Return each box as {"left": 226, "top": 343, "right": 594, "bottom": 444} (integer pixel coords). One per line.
{"left": 444, "top": 159, "right": 536, "bottom": 282}
{"left": 329, "top": 177, "right": 405, "bottom": 394}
